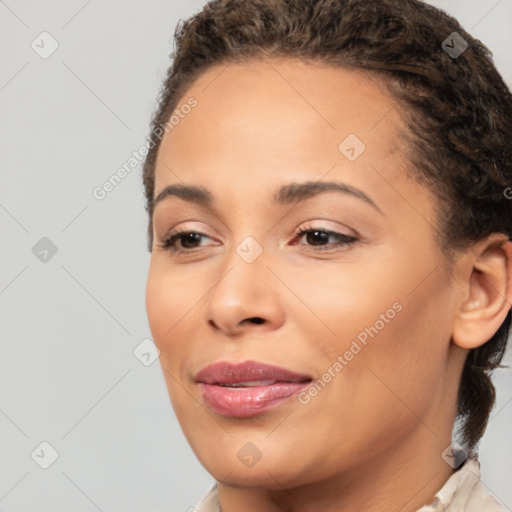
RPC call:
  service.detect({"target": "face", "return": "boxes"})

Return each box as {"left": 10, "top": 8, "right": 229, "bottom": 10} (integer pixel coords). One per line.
{"left": 146, "top": 58, "right": 464, "bottom": 489}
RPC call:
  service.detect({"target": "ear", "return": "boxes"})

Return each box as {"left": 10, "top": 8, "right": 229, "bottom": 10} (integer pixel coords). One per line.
{"left": 452, "top": 235, "right": 512, "bottom": 350}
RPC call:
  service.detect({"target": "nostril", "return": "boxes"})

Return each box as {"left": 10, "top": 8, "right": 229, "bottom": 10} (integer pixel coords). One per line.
{"left": 248, "top": 317, "right": 264, "bottom": 325}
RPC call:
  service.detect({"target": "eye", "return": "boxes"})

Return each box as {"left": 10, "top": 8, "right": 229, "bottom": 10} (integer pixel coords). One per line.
{"left": 292, "top": 226, "right": 357, "bottom": 252}
{"left": 157, "top": 225, "right": 358, "bottom": 255}
{"left": 157, "top": 228, "right": 214, "bottom": 253}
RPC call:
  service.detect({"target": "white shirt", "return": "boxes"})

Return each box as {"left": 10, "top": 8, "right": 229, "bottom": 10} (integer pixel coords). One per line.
{"left": 193, "top": 452, "right": 506, "bottom": 511}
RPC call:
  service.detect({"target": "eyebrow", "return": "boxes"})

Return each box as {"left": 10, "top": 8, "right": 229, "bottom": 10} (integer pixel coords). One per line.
{"left": 153, "top": 180, "right": 383, "bottom": 215}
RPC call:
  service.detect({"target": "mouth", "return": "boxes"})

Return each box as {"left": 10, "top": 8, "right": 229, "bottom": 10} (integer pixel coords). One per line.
{"left": 215, "top": 378, "right": 301, "bottom": 387}
{"left": 195, "top": 360, "right": 313, "bottom": 418}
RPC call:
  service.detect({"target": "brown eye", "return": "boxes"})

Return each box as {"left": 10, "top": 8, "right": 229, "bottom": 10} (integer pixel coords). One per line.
{"left": 158, "top": 230, "right": 212, "bottom": 253}
{"left": 294, "top": 228, "right": 357, "bottom": 251}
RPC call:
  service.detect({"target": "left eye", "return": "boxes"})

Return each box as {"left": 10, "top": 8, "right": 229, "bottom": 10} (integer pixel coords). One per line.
{"left": 293, "top": 228, "right": 357, "bottom": 251}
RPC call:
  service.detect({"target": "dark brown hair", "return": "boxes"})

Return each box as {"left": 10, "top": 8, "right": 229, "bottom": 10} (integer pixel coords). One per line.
{"left": 141, "top": 0, "right": 512, "bottom": 450}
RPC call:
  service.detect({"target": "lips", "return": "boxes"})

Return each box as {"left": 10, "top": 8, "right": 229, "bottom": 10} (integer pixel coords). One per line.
{"left": 195, "top": 360, "right": 312, "bottom": 417}
{"left": 195, "top": 360, "right": 312, "bottom": 385}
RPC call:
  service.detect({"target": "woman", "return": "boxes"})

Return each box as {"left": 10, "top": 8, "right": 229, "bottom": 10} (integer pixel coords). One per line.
{"left": 142, "top": 0, "right": 512, "bottom": 510}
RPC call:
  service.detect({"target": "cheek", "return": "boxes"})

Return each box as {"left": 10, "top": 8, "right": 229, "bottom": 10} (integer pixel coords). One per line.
{"left": 287, "top": 262, "right": 402, "bottom": 359}
{"left": 324, "top": 277, "right": 452, "bottom": 430}
{"left": 301, "top": 257, "right": 452, "bottom": 424}
{"left": 290, "top": 299, "right": 450, "bottom": 475}
{"left": 145, "top": 265, "right": 196, "bottom": 361}
{"left": 145, "top": 267, "right": 199, "bottom": 419}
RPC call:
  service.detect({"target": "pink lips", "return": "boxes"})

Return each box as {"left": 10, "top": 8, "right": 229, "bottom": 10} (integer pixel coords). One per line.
{"left": 195, "top": 360, "right": 312, "bottom": 418}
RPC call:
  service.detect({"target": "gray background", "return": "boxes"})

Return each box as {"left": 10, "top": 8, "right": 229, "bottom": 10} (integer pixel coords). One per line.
{"left": 1, "top": 1, "right": 511, "bottom": 510}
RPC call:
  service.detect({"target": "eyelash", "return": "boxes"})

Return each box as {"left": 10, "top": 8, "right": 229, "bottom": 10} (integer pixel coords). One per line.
{"left": 157, "top": 226, "right": 358, "bottom": 254}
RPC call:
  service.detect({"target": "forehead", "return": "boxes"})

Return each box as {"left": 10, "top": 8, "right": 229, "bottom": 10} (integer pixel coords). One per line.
{"left": 154, "top": 58, "right": 427, "bottom": 215}
{"left": 157, "top": 59, "right": 405, "bottom": 178}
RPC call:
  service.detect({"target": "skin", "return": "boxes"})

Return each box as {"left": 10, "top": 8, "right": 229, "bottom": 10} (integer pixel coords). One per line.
{"left": 145, "top": 57, "right": 512, "bottom": 512}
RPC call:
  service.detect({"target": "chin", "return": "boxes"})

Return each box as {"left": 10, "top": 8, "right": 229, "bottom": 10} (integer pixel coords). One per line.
{"left": 206, "top": 463, "right": 306, "bottom": 490}
{"left": 191, "top": 438, "right": 317, "bottom": 489}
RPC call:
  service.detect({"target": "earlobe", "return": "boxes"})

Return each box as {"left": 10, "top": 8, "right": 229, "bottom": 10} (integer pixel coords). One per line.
{"left": 452, "top": 237, "right": 512, "bottom": 350}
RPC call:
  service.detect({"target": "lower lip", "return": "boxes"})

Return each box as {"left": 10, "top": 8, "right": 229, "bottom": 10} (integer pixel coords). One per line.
{"left": 198, "top": 381, "right": 311, "bottom": 418}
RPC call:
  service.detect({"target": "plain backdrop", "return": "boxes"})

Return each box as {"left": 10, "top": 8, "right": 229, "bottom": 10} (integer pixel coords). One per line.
{"left": 1, "top": 1, "right": 511, "bottom": 511}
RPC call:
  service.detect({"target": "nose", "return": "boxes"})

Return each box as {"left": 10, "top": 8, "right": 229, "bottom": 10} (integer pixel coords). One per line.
{"left": 202, "top": 250, "right": 286, "bottom": 336}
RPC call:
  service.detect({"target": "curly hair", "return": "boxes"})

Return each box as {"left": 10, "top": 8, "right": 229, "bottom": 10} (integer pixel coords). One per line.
{"left": 141, "top": 0, "right": 512, "bottom": 450}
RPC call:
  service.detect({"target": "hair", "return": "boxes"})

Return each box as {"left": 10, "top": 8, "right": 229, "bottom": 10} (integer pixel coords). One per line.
{"left": 141, "top": 0, "right": 512, "bottom": 450}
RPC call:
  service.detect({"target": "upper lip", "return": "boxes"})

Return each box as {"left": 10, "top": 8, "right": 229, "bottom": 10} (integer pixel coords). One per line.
{"left": 195, "top": 360, "right": 312, "bottom": 385}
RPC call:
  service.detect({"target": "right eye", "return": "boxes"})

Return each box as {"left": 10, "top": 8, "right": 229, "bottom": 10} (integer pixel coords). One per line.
{"left": 157, "top": 229, "right": 214, "bottom": 254}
